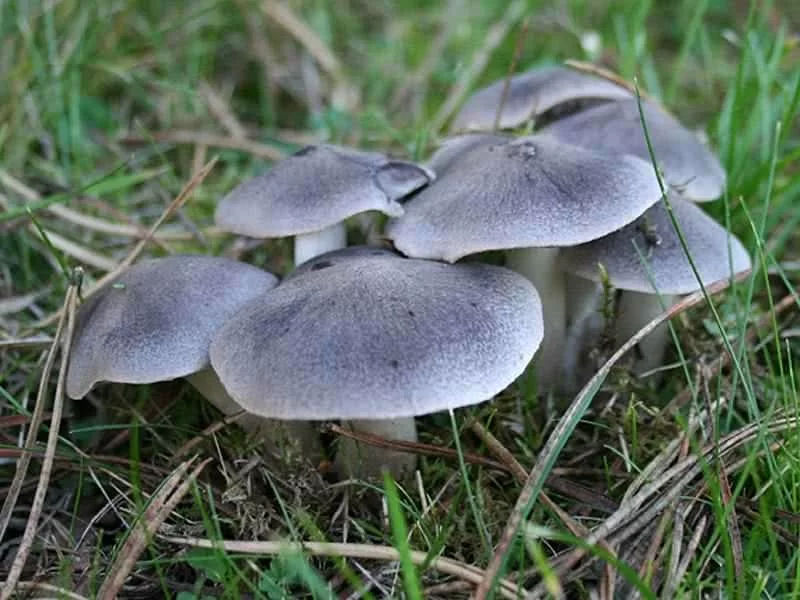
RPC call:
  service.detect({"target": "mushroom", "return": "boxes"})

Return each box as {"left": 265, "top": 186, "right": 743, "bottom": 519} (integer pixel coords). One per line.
{"left": 215, "top": 144, "right": 435, "bottom": 265}
{"left": 385, "top": 133, "right": 662, "bottom": 391}
{"left": 540, "top": 98, "right": 726, "bottom": 201}
{"left": 451, "top": 64, "right": 632, "bottom": 133}
{"left": 560, "top": 194, "right": 752, "bottom": 379}
{"left": 209, "top": 246, "right": 543, "bottom": 479}
{"left": 65, "top": 255, "right": 320, "bottom": 460}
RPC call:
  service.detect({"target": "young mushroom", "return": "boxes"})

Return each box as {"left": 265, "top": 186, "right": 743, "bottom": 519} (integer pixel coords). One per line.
{"left": 540, "top": 98, "right": 726, "bottom": 201}
{"left": 385, "top": 133, "right": 662, "bottom": 392}
{"left": 209, "top": 246, "right": 544, "bottom": 480}
{"left": 560, "top": 194, "right": 752, "bottom": 379}
{"left": 215, "top": 144, "right": 435, "bottom": 265}
{"left": 65, "top": 255, "right": 320, "bottom": 460}
{"left": 451, "top": 64, "right": 632, "bottom": 133}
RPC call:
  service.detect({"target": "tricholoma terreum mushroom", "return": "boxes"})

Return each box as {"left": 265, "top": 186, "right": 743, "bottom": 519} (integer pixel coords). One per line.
{"left": 209, "top": 246, "right": 544, "bottom": 479}
{"left": 215, "top": 144, "right": 434, "bottom": 266}
{"left": 65, "top": 255, "right": 320, "bottom": 459}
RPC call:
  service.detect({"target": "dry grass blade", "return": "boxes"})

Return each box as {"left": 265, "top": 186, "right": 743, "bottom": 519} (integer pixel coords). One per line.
{"left": 1, "top": 169, "right": 121, "bottom": 270}
{"left": 545, "top": 416, "right": 798, "bottom": 595}
{"left": 13, "top": 581, "right": 90, "bottom": 600}
{"left": 389, "top": 0, "right": 462, "bottom": 111}
{"left": 96, "top": 457, "right": 210, "bottom": 600}
{"left": 431, "top": 0, "right": 527, "bottom": 133}
{"left": 0, "top": 279, "right": 76, "bottom": 542}
{"left": 172, "top": 410, "right": 250, "bottom": 461}
{"left": 119, "top": 130, "right": 285, "bottom": 160}
{"left": 161, "top": 535, "right": 524, "bottom": 600}
{"left": 0, "top": 291, "right": 45, "bottom": 316}
{"left": 29, "top": 157, "right": 218, "bottom": 331}
{"left": 493, "top": 16, "right": 530, "bottom": 132}
{"left": 0, "top": 168, "right": 172, "bottom": 251}
{"left": 715, "top": 444, "right": 745, "bottom": 594}
{"left": 662, "top": 514, "right": 708, "bottom": 598}
{"left": 471, "top": 420, "right": 619, "bottom": 597}
{"left": 475, "top": 272, "right": 751, "bottom": 600}
{"left": 200, "top": 81, "right": 248, "bottom": 138}
{"left": 663, "top": 292, "right": 797, "bottom": 415}
{"left": 632, "top": 510, "right": 672, "bottom": 596}
{"left": 261, "top": 0, "right": 342, "bottom": 79}
{"left": 563, "top": 60, "right": 658, "bottom": 103}
{"left": 28, "top": 227, "right": 118, "bottom": 271}
{"left": 0, "top": 273, "right": 79, "bottom": 600}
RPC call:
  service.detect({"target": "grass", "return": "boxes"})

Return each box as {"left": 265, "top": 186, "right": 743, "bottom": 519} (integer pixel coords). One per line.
{"left": 1, "top": 0, "right": 799, "bottom": 597}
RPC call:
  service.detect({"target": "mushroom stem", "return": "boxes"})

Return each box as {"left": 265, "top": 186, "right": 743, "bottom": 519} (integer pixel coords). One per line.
{"left": 565, "top": 274, "right": 602, "bottom": 328}
{"left": 185, "top": 368, "right": 322, "bottom": 463}
{"left": 335, "top": 418, "right": 418, "bottom": 480}
{"left": 294, "top": 223, "right": 348, "bottom": 266}
{"left": 614, "top": 291, "right": 678, "bottom": 375}
{"left": 505, "top": 247, "right": 565, "bottom": 393}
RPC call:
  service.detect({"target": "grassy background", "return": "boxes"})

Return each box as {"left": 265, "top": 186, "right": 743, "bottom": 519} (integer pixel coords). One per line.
{"left": 1, "top": 0, "right": 799, "bottom": 598}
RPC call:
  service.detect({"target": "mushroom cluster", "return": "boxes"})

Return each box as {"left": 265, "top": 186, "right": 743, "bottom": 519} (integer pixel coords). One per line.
{"left": 65, "top": 63, "right": 751, "bottom": 479}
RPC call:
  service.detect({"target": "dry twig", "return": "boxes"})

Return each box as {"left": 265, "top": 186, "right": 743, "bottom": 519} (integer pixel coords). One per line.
{"left": 162, "top": 535, "right": 524, "bottom": 600}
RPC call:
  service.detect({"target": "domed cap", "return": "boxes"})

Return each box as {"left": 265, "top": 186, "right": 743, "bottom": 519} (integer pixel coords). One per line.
{"left": 560, "top": 194, "right": 751, "bottom": 294}
{"left": 215, "top": 144, "right": 435, "bottom": 239}
{"left": 209, "top": 247, "right": 543, "bottom": 420}
{"left": 451, "top": 65, "right": 632, "bottom": 132}
{"left": 66, "top": 255, "right": 279, "bottom": 398}
{"left": 540, "top": 98, "right": 726, "bottom": 201}
{"left": 386, "top": 133, "right": 663, "bottom": 263}
{"left": 425, "top": 133, "right": 510, "bottom": 174}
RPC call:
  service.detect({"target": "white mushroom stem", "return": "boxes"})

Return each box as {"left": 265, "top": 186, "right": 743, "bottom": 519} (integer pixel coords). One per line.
{"left": 294, "top": 222, "right": 348, "bottom": 266}
{"left": 505, "top": 247, "right": 565, "bottom": 393}
{"left": 565, "top": 274, "right": 603, "bottom": 327}
{"left": 335, "top": 418, "right": 418, "bottom": 480}
{"left": 185, "top": 368, "right": 322, "bottom": 463}
{"left": 615, "top": 291, "right": 679, "bottom": 375}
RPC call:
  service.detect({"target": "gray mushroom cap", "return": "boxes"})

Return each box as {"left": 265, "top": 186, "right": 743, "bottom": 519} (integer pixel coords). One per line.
{"left": 209, "top": 246, "right": 543, "bottom": 420}
{"left": 386, "top": 133, "right": 663, "bottom": 263}
{"left": 540, "top": 98, "right": 726, "bottom": 201}
{"left": 214, "top": 144, "right": 435, "bottom": 238}
{"left": 66, "top": 255, "right": 279, "bottom": 399}
{"left": 451, "top": 65, "right": 632, "bottom": 132}
{"left": 425, "top": 133, "right": 510, "bottom": 174}
{"left": 560, "top": 195, "right": 752, "bottom": 294}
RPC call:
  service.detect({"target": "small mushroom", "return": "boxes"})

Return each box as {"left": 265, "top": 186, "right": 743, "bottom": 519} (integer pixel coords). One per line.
{"left": 209, "top": 246, "right": 543, "bottom": 479}
{"left": 65, "top": 255, "right": 319, "bottom": 459}
{"left": 386, "top": 133, "right": 661, "bottom": 391}
{"left": 540, "top": 98, "right": 726, "bottom": 201}
{"left": 451, "top": 65, "right": 632, "bottom": 133}
{"left": 215, "top": 144, "right": 435, "bottom": 265}
{"left": 560, "top": 194, "right": 751, "bottom": 378}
